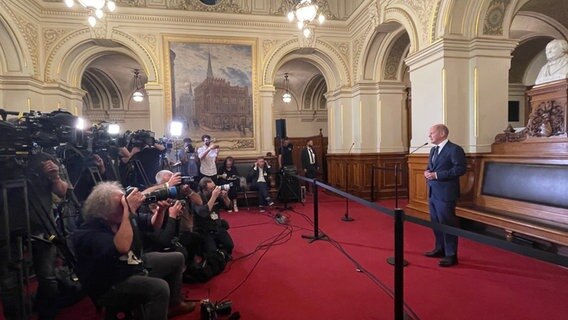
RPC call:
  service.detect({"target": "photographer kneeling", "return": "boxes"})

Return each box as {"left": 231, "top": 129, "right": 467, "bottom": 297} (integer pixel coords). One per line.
{"left": 148, "top": 170, "right": 203, "bottom": 264}
{"left": 193, "top": 177, "right": 234, "bottom": 258}
{"left": 72, "top": 182, "right": 195, "bottom": 319}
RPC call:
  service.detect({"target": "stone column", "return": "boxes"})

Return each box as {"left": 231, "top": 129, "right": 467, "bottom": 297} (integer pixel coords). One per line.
{"left": 146, "top": 84, "right": 166, "bottom": 136}
{"left": 259, "top": 85, "right": 276, "bottom": 154}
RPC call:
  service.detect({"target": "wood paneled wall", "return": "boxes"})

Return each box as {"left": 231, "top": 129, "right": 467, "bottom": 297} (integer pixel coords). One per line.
{"left": 405, "top": 154, "right": 480, "bottom": 219}
{"left": 326, "top": 153, "right": 408, "bottom": 200}
{"left": 274, "top": 132, "right": 328, "bottom": 180}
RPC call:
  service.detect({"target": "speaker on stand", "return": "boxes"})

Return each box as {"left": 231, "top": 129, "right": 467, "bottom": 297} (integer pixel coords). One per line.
{"left": 275, "top": 119, "right": 287, "bottom": 139}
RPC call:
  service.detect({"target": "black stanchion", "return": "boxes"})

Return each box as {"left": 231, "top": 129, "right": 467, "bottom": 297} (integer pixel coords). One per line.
{"left": 301, "top": 179, "right": 328, "bottom": 243}
{"left": 387, "top": 164, "right": 409, "bottom": 267}
{"left": 392, "top": 208, "right": 406, "bottom": 320}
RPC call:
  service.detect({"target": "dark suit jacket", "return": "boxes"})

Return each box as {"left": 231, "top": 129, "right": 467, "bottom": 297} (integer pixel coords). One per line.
{"left": 247, "top": 164, "right": 272, "bottom": 185}
{"left": 300, "top": 147, "right": 318, "bottom": 172}
{"left": 427, "top": 141, "right": 466, "bottom": 202}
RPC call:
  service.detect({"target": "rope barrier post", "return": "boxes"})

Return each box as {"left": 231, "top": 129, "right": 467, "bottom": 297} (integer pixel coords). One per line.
{"left": 301, "top": 179, "right": 327, "bottom": 243}
{"left": 393, "top": 208, "right": 406, "bottom": 320}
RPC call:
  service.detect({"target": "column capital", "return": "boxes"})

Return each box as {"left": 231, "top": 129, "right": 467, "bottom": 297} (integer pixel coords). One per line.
{"left": 406, "top": 38, "right": 518, "bottom": 72}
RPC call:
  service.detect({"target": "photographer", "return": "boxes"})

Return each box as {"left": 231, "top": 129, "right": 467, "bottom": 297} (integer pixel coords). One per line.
{"left": 197, "top": 135, "right": 219, "bottom": 182}
{"left": 72, "top": 182, "right": 195, "bottom": 319}
{"left": 0, "top": 152, "right": 69, "bottom": 320}
{"left": 178, "top": 138, "right": 199, "bottom": 178}
{"left": 248, "top": 156, "right": 275, "bottom": 212}
{"left": 152, "top": 171, "right": 204, "bottom": 261}
{"left": 217, "top": 156, "right": 240, "bottom": 212}
{"left": 193, "top": 177, "right": 234, "bottom": 257}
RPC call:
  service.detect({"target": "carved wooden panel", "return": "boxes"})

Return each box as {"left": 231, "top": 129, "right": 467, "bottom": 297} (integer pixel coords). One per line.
{"left": 326, "top": 153, "right": 408, "bottom": 200}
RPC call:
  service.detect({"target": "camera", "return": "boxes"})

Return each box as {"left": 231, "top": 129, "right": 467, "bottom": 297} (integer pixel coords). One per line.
{"left": 200, "top": 299, "right": 232, "bottom": 320}
{"left": 126, "top": 185, "right": 185, "bottom": 204}
{"left": 218, "top": 183, "right": 233, "bottom": 191}
{"left": 181, "top": 176, "right": 195, "bottom": 185}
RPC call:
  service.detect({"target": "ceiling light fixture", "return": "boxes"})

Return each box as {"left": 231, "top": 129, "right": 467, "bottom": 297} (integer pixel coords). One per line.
{"left": 282, "top": 73, "right": 292, "bottom": 103}
{"left": 64, "top": 0, "right": 116, "bottom": 27}
{"left": 286, "top": 0, "right": 325, "bottom": 38}
{"left": 132, "top": 69, "right": 145, "bottom": 103}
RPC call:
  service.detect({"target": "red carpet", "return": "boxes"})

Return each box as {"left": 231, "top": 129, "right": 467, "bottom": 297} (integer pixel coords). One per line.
{"left": 5, "top": 193, "right": 568, "bottom": 320}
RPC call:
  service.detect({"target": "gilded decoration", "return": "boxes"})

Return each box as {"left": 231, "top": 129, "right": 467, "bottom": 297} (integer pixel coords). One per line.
{"left": 331, "top": 41, "right": 349, "bottom": 63}
{"left": 163, "top": 35, "right": 257, "bottom": 150}
{"left": 167, "top": 0, "right": 246, "bottom": 13}
{"left": 116, "top": 0, "right": 146, "bottom": 6}
{"left": 483, "top": 0, "right": 511, "bottom": 36}
{"left": 90, "top": 18, "right": 109, "bottom": 39}
{"left": 262, "top": 39, "right": 279, "bottom": 57}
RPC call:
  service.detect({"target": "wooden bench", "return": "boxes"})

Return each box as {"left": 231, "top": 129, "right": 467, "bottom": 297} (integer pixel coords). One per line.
{"left": 456, "top": 156, "right": 568, "bottom": 246}
{"left": 216, "top": 156, "right": 279, "bottom": 207}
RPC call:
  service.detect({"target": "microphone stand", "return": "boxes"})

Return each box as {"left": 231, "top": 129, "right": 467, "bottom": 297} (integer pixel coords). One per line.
{"left": 342, "top": 142, "right": 355, "bottom": 222}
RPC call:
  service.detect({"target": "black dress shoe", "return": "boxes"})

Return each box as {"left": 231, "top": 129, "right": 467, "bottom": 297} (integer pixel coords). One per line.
{"left": 424, "top": 249, "right": 444, "bottom": 258}
{"left": 439, "top": 256, "right": 458, "bottom": 267}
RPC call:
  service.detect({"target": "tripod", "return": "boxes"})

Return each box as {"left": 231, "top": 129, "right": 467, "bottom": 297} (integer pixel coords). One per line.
{"left": 122, "top": 158, "right": 151, "bottom": 189}
{"left": 276, "top": 168, "right": 304, "bottom": 211}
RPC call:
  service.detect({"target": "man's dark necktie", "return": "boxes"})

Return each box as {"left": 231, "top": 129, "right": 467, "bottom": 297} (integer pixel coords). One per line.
{"left": 432, "top": 146, "right": 439, "bottom": 164}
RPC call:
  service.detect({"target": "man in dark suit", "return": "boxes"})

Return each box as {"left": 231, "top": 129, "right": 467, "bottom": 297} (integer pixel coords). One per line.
{"left": 300, "top": 139, "right": 318, "bottom": 192}
{"left": 423, "top": 124, "right": 466, "bottom": 267}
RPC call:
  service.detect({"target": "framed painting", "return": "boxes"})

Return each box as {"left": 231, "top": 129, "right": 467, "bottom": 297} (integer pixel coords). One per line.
{"left": 164, "top": 36, "right": 257, "bottom": 150}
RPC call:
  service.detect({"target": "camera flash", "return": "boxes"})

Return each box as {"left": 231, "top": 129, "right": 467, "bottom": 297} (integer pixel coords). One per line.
{"left": 108, "top": 123, "right": 120, "bottom": 135}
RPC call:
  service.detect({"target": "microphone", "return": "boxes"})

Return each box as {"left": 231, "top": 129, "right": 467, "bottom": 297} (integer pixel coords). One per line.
{"left": 348, "top": 142, "right": 355, "bottom": 154}
{"left": 409, "top": 142, "right": 429, "bottom": 154}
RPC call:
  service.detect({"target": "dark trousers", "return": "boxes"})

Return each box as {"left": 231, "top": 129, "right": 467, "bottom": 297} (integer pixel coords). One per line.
{"left": 200, "top": 229, "right": 234, "bottom": 255}
{"left": 97, "top": 251, "right": 185, "bottom": 320}
{"left": 251, "top": 182, "right": 270, "bottom": 206}
{"left": 304, "top": 166, "right": 317, "bottom": 192}
{"left": 429, "top": 198, "right": 459, "bottom": 257}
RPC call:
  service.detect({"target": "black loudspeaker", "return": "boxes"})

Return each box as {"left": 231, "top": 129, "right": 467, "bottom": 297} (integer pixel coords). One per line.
{"left": 275, "top": 119, "right": 287, "bottom": 138}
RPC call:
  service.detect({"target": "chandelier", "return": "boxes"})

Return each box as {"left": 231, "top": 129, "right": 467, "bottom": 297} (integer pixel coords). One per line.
{"left": 132, "top": 69, "right": 145, "bottom": 103}
{"left": 287, "top": 0, "right": 325, "bottom": 38}
{"left": 282, "top": 73, "right": 292, "bottom": 103}
{"left": 64, "top": 0, "right": 116, "bottom": 27}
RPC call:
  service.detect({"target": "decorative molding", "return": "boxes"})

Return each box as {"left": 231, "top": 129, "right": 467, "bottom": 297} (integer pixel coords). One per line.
{"left": 44, "top": 28, "right": 90, "bottom": 83}
{"left": 384, "top": 33, "right": 409, "bottom": 80}
{"left": 368, "top": 1, "right": 379, "bottom": 29}
{"left": 90, "top": 18, "right": 109, "bottom": 39}
{"left": 483, "top": 0, "right": 511, "bottom": 36}
{"left": 43, "top": 28, "right": 69, "bottom": 53}
{"left": 167, "top": 0, "right": 246, "bottom": 13}
{"left": 298, "top": 30, "right": 317, "bottom": 49}
{"left": 404, "top": 0, "right": 435, "bottom": 44}
{"left": 262, "top": 39, "right": 279, "bottom": 57}
{"left": 494, "top": 125, "right": 527, "bottom": 143}
{"left": 135, "top": 33, "right": 158, "bottom": 55}
{"left": 274, "top": 0, "right": 337, "bottom": 20}
{"left": 230, "top": 139, "right": 255, "bottom": 149}
{"left": 352, "top": 25, "right": 371, "bottom": 82}
{"left": 12, "top": 12, "right": 40, "bottom": 78}
{"left": 330, "top": 41, "right": 349, "bottom": 63}
{"left": 526, "top": 100, "right": 566, "bottom": 137}
{"left": 116, "top": 0, "right": 146, "bottom": 7}
{"left": 429, "top": 0, "right": 442, "bottom": 43}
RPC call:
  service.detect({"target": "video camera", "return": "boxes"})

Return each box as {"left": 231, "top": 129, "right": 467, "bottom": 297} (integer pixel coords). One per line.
{"left": 0, "top": 109, "right": 78, "bottom": 160}
{"left": 124, "top": 129, "right": 156, "bottom": 149}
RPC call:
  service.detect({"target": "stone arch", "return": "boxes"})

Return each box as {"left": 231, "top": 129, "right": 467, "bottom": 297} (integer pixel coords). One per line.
{"left": 263, "top": 38, "right": 350, "bottom": 91}
{"left": 381, "top": 3, "right": 422, "bottom": 53}
{"left": 0, "top": 10, "right": 33, "bottom": 75}
{"left": 360, "top": 25, "right": 411, "bottom": 82}
{"left": 45, "top": 28, "right": 158, "bottom": 88}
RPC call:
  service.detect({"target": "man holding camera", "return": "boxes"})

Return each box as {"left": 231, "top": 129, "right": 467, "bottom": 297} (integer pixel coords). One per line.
{"left": 193, "top": 177, "right": 234, "bottom": 257}
{"left": 197, "top": 135, "right": 219, "bottom": 182}
{"left": 178, "top": 138, "right": 199, "bottom": 178}
{"left": 248, "top": 156, "right": 275, "bottom": 212}
{"left": 72, "top": 182, "right": 195, "bottom": 319}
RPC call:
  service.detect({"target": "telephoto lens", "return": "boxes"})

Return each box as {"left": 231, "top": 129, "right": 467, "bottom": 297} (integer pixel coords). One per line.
{"left": 219, "top": 183, "right": 232, "bottom": 191}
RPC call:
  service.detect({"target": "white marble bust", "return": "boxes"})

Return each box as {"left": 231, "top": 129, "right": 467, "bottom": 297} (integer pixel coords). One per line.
{"left": 535, "top": 39, "right": 568, "bottom": 85}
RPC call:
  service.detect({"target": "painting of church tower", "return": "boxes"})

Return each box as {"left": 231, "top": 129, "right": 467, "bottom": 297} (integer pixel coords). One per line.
{"left": 169, "top": 42, "right": 254, "bottom": 141}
